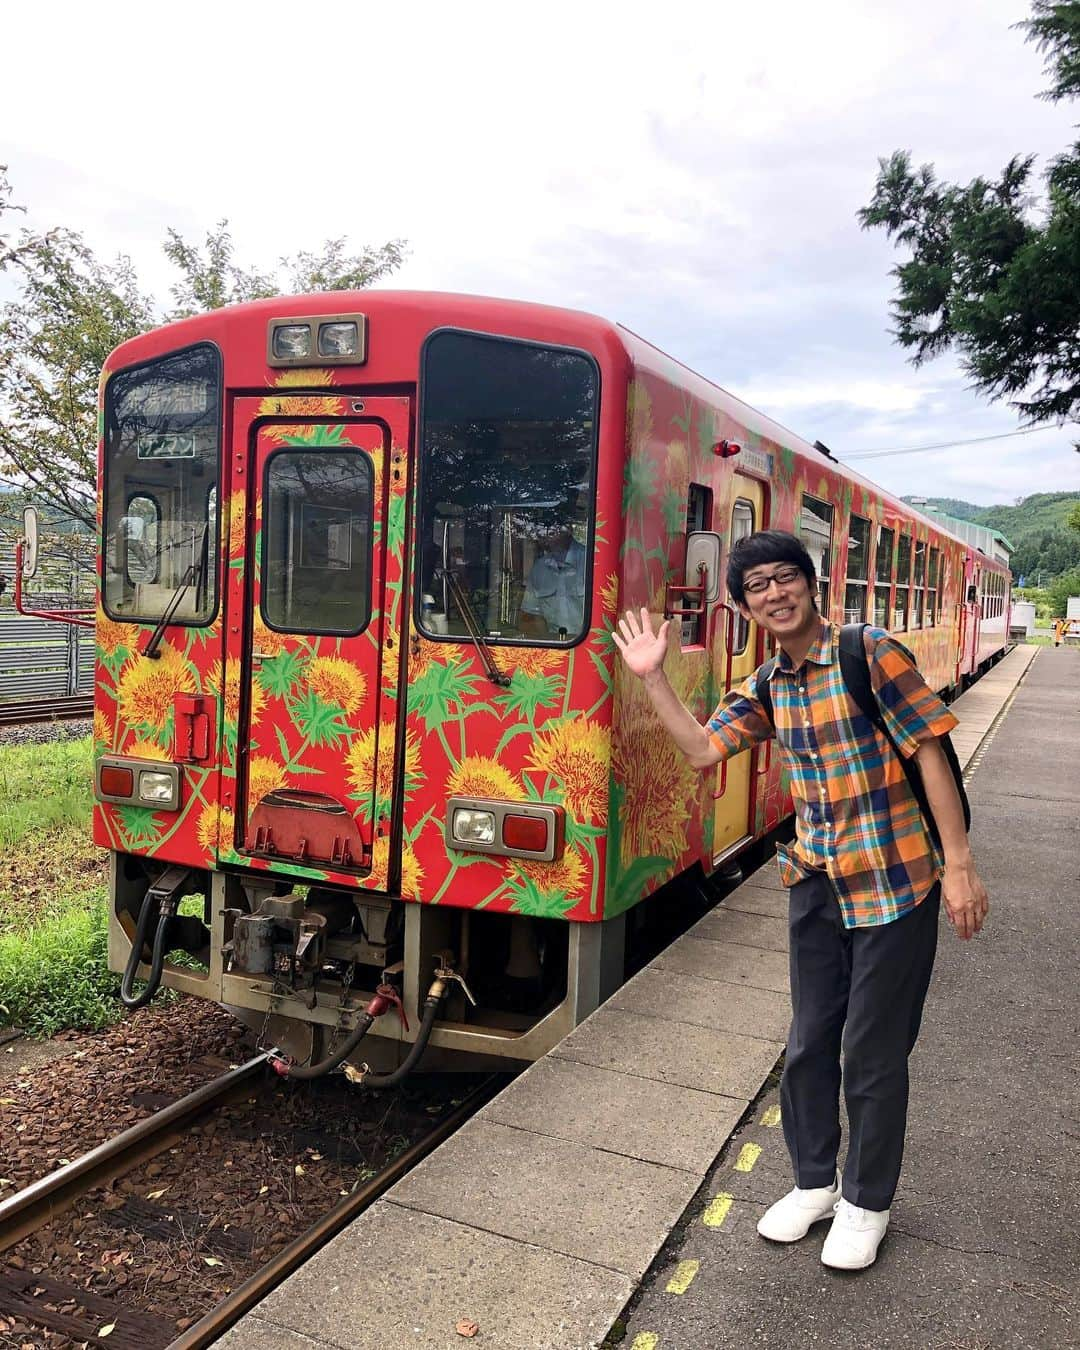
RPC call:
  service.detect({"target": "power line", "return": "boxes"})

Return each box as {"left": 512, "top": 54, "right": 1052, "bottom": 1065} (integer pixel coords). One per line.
{"left": 844, "top": 423, "right": 1066, "bottom": 460}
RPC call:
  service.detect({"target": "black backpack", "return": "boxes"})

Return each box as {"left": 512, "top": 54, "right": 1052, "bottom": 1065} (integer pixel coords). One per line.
{"left": 754, "top": 622, "right": 970, "bottom": 848}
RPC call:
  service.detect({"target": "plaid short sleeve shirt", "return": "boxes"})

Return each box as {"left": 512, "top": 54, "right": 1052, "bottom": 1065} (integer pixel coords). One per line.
{"left": 706, "top": 619, "right": 958, "bottom": 928}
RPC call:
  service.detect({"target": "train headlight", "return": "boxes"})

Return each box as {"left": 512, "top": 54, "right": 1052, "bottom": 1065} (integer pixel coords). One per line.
{"left": 138, "top": 770, "right": 178, "bottom": 807}
{"left": 268, "top": 312, "right": 367, "bottom": 366}
{"left": 271, "top": 324, "right": 312, "bottom": 359}
{"left": 452, "top": 808, "right": 497, "bottom": 845}
{"left": 318, "top": 322, "right": 360, "bottom": 357}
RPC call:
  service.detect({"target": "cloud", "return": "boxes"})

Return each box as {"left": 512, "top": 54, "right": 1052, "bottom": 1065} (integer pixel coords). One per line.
{"left": 1, "top": 0, "right": 1075, "bottom": 507}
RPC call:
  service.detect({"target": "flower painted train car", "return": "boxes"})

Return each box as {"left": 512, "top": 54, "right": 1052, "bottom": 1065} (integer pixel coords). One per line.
{"left": 85, "top": 292, "right": 1010, "bottom": 1074}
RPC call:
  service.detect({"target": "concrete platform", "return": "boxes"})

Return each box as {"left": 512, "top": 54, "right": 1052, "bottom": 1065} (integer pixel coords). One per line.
{"left": 620, "top": 643, "right": 1079, "bottom": 1349}
{"left": 222, "top": 643, "right": 1042, "bottom": 1350}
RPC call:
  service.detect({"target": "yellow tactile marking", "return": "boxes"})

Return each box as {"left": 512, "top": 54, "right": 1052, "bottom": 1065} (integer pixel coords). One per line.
{"left": 734, "top": 1142, "right": 762, "bottom": 1172}
{"left": 702, "top": 1192, "right": 734, "bottom": 1228}
{"left": 665, "top": 1260, "right": 700, "bottom": 1295}
{"left": 631, "top": 1335, "right": 660, "bottom": 1350}
{"left": 761, "top": 1105, "right": 781, "bottom": 1127}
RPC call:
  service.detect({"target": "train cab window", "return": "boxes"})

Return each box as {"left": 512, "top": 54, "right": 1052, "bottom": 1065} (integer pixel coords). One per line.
{"left": 102, "top": 344, "right": 221, "bottom": 623}
{"left": 417, "top": 330, "right": 598, "bottom": 645}
{"left": 730, "top": 498, "right": 755, "bottom": 654}
{"left": 927, "top": 547, "right": 939, "bottom": 627}
{"left": 893, "top": 530, "right": 912, "bottom": 631}
{"left": 799, "top": 495, "right": 834, "bottom": 615}
{"left": 874, "top": 525, "right": 894, "bottom": 628}
{"left": 844, "top": 513, "right": 871, "bottom": 623}
{"left": 261, "top": 450, "right": 373, "bottom": 635}
{"left": 912, "top": 539, "right": 927, "bottom": 629}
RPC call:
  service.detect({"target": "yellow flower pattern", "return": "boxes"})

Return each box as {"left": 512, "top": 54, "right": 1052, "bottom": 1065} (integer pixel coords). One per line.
{"left": 307, "top": 656, "right": 366, "bottom": 715}
{"left": 116, "top": 643, "right": 195, "bottom": 732}
{"left": 526, "top": 720, "right": 610, "bottom": 825}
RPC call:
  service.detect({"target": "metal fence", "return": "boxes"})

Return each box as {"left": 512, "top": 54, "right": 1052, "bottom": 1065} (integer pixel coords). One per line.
{"left": 0, "top": 611, "right": 94, "bottom": 699}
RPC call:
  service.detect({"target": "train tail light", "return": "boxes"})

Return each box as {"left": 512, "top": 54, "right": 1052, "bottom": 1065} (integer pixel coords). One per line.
{"left": 502, "top": 813, "right": 549, "bottom": 853}
{"left": 99, "top": 765, "right": 134, "bottom": 798}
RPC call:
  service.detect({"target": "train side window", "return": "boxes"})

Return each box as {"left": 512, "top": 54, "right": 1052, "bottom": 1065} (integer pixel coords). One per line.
{"left": 874, "top": 525, "right": 894, "bottom": 628}
{"left": 122, "top": 493, "right": 161, "bottom": 585}
{"left": 682, "top": 483, "right": 712, "bottom": 645}
{"left": 912, "top": 538, "right": 926, "bottom": 629}
{"left": 730, "top": 497, "right": 754, "bottom": 654}
{"left": 893, "top": 530, "right": 912, "bottom": 631}
{"left": 799, "top": 494, "right": 834, "bottom": 615}
{"left": 844, "top": 513, "right": 871, "bottom": 623}
{"left": 927, "top": 547, "right": 939, "bottom": 627}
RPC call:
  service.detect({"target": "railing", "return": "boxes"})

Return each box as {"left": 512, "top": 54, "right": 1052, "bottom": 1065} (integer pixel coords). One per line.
{"left": 0, "top": 611, "right": 94, "bottom": 699}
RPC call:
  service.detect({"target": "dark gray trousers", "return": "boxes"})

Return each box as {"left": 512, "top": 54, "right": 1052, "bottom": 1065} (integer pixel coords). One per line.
{"left": 780, "top": 872, "right": 940, "bottom": 1211}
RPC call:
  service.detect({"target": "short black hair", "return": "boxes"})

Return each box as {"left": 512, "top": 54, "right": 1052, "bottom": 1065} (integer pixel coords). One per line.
{"left": 727, "top": 529, "right": 816, "bottom": 606}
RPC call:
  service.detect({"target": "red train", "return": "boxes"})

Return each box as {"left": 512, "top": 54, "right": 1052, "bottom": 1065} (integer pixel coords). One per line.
{"left": 38, "top": 292, "right": 1010, "bottom": 1074}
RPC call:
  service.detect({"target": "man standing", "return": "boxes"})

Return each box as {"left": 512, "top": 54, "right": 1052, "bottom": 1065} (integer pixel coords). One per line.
{"left": 613, "top": 529, "right": 988, "bottom": 1270}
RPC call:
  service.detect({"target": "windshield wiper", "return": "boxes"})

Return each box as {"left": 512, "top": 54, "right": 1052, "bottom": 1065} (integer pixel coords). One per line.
{"left": 141, "top": 528, "right": 209, "bottom": 660}
{"left": 442, "top": 567, "right": 511, "bottom": 687}
{"left": 141, "top": 562, "right": 198, "bottom": 659}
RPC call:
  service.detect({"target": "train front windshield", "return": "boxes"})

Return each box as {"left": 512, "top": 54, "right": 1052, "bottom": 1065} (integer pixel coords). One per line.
{"left": 101, "top": 344, "right": 221, "bottom": 624}
{"left": 417, "top": 331, "right": 599, "bottom": 645}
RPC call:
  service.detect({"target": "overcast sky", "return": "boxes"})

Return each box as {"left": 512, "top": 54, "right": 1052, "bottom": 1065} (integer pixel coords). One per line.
{"left": 3, "top": 0, "right": 1077, "bottom": 506}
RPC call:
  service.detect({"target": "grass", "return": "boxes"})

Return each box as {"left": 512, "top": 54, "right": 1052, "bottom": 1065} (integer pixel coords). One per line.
{"left": 0, "top": 737, "right": 93, "bottom": 852}
{"left": 0, "top": 892, "right": 120, "bottom": 1035}
{"left": 0, "top": 735, "right": 123, "bottom": 1034}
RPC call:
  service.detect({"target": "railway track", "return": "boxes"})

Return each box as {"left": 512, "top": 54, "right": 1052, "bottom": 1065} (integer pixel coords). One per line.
{"left": 0, "top": 694, "right": 93, "bottom": 726}
{"left": 0, "top": 1054, "right": 271, "bottom": 1255}
{"left": 0, "top": 1061, "right": 502, "bottom": 1348}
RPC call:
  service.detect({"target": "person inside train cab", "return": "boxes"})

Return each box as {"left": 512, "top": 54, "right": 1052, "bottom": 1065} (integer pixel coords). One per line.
{"left": 613, "top": 529, "right": 989, "bottom": 1272}
{"left": 519, "top": 506, "right": 587, "bottom": 639}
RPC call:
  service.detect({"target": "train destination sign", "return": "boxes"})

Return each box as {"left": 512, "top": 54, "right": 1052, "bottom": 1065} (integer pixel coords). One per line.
{"left": 737, "top": 445, "right": 773, "bottom": 478}
{"left": 138, "top": 433, "right": 196, "bottom": 460}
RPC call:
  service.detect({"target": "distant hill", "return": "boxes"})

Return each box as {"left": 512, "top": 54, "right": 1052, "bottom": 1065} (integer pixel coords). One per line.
{"left": 901, "top": 492, "right": 1080, "bottom": 581}
{"left": 902, "top": 492, "right": 1080, "bottom": 538}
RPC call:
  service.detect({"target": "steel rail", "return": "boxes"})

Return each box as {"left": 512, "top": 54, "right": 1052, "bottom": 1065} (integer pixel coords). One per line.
{"left": 0, "top": 1053, "right": 270, "bottom": 1252}
{"left": 168, "top": 1073, "right": 507, "bottom": 1350}
{"left": 0, "top": 695, "right": 94, "bottom": 726}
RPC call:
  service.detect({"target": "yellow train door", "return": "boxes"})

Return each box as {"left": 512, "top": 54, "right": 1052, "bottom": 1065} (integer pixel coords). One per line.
{"left": 712, "top": 477, "right": 765, "bottom": 862}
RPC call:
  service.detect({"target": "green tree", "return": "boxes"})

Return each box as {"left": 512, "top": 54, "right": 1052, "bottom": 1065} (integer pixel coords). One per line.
{"left": 163, "top": 222, "right": 406, "bottom": 318}
{"left": 859, "top": 2, "right": 1080, "bottom": 431}
{"left": 0, "top": 169, "right": 406, "bottom": 525}
{"left": 1067, "top": 500, "right": 1080, "bottom": 534}
{"left": 1048, "top": 564, "right": 1080, "bottom": 615}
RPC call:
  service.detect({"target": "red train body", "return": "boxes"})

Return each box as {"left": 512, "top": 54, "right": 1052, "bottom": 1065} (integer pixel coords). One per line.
{"left": 92, "top": 292, "right": 1010, "bottom": 1068}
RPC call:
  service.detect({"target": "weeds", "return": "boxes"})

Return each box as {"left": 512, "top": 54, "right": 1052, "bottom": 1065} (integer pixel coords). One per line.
{"left": 0, "top": 735, "right": 120, "bottom": 1034}
{"left": 0, "top": 892, "right": 121, "bottom": 1034}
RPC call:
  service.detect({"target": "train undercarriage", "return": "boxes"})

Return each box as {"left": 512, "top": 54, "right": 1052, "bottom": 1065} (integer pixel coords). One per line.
{"left": 107, "top": 852, "right": 629, "bottom": 1077}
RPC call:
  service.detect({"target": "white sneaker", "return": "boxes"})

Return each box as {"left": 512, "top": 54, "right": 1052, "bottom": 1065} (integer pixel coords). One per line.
{"left": 756, "top": 1171, "right": 840, "bottom": 1242}
{"left": 821, "top": 1197, "right": 890, "bottom": 1269}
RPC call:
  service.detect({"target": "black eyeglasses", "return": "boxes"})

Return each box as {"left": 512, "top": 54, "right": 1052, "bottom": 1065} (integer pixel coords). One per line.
{"left": 743, "top": 565, "right": 802, "bottom": 595}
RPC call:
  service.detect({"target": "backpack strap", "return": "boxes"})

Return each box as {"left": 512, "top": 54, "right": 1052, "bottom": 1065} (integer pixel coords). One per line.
{"left": 837, "top": 623, "right": 885, "bottom": 730}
